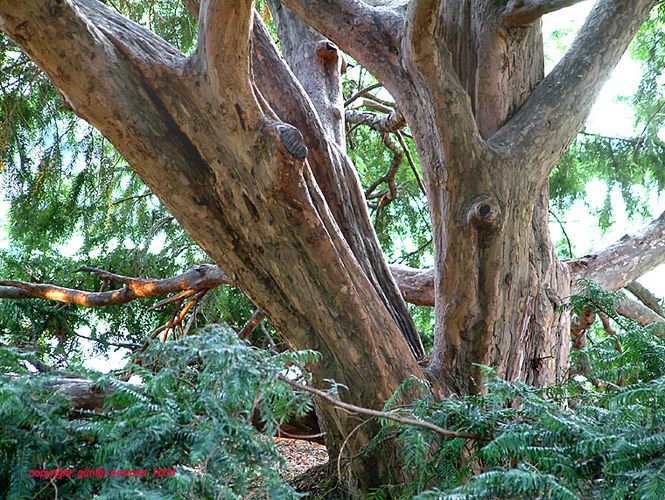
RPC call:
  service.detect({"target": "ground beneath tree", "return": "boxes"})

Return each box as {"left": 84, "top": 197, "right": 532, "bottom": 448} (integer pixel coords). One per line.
{"left": 275, "top": 437, "right": 329, "bottom": 484}
{"left": 249, "top": 437, "right": 330, "bottom": 498}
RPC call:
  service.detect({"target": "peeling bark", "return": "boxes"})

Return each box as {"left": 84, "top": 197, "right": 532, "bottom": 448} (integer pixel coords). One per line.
{"left": 251, "top": 14, "right": 425, "bottom": 361}
{"left": 1, "top": 0, "right": 659, "bottom": 492}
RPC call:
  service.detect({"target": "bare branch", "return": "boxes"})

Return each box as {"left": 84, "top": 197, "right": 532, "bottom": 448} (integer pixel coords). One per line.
{"left": 197, "top": 0, "right": 256, "bottom": 100}
{"left": 616, "top": 294, "right": 665, "bottom": 327}
{"left": 568, "top": 211, "right": 665, "bottom": 291}
{"left": 389, "top": 265, "right": 434, "bottom": 307}
{"left": 238, "top": 310, "right": 266, "bottom": 339}
{"left": 345, "top": 109, "right": 405, "bottom": 133}
{"left": 502, "top": 0, "right": 589, "bottom": 27}
{"left": 598, "top": 311, "right": 626, "bottom": 353}
{"left": 75, "top": 266, "right": 148, "bottom": 286}
{"left": 365, "top": 132, "right": 402, "bottom": 203}
{"left": 345, "top": 82, "right": 383, "bottom": 107}
{"left": 491, "top": 0, "right": 656, "bottom": 180}
{"left": 0, "top": 265, "right": 231, "bottom": 307}
{"left": 395, "top": 131, "right": 425, "bottom": 196}
{"left": 0, "top": 286, "right": 32, "bottom": 300}
{"left": 625, "top": 281, "right": 664, "bottom": 316}
{"left": 2, "top": 261, "right": 438, "bottom": 314}
{"left": 278, "top": 374, "right": 492, "bottom": 441}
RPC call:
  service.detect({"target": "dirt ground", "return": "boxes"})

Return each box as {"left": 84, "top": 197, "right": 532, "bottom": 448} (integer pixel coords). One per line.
{"left": 274, "top": 437, "right": 329, "bottom": 484}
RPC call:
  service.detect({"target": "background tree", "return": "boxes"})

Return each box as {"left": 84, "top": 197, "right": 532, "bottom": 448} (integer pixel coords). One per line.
{"left": 1, "top": 0, "right": 664, "bottom": 494}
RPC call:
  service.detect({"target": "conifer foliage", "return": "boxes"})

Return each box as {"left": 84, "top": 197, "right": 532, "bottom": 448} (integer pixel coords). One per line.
{"left": 0, "top": 326, "right": 316, "bottom": 499}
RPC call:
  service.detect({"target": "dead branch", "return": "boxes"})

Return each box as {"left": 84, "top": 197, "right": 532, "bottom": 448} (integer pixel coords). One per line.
{"left": 598, "top": 311, "right": 623, "bottom": 353}
{"left": 570, "top": 307, "right": 596, "bottom": 377}
{"left": 364, "top": 133, "right": 403, "bottom": 202}
{"left": 238, "top": 310, "right": 266, "bottom": 339}
{"left": 395, "top": 131, "right": 426, "bottom": 195}
{"left": 345, "top": 109, "right": 405, "bottom": 134}
{"left": 0, "top": 265, "right": 231, "bottom": 307}
{"left": 345, "top": 82, "right": 383, "bottom": 107}
{"left": 278, "top": 374, "right": 492, "bottom": 441}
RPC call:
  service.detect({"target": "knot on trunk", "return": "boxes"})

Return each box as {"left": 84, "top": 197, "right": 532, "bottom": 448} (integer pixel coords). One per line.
{"left": 275, "top": 122, "right": 308, "bottom": 160}
{"left": 468, "top": 194, "right": 501, "bottom": 230}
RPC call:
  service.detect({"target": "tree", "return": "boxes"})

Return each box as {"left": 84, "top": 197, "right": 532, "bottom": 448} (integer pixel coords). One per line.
{"left": 1, "top": 0, "right": 664, "bottom": 493}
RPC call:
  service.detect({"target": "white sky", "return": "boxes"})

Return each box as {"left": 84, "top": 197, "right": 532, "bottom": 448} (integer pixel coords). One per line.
{"left": 1, "top": 2, "right": 664, "bottom": 370}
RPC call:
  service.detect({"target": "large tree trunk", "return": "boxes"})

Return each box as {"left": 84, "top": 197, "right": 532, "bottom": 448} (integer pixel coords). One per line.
{"left": 401, "top": 3, "right": 572, "bottom": 392}
{"left": 0, "top": 0, "right": 657, "bottom": 494}
{"left": 0, "top": 1, "right": 422, "bottom": 493}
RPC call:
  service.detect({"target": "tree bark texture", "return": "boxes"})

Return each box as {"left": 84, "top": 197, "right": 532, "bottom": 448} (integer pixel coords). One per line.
{"left": 0, "top": 0, "right": 659, "bottom": 493}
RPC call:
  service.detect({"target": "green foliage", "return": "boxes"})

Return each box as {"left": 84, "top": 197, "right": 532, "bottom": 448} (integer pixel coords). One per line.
{"left": 0, "top": 325, "right": 316, "bottom": 499}
{"left": 550, "top": 133, "right": 665, "bottom": 228}
{"left": 371, "top": 287, "right": 665, "bottom": 499}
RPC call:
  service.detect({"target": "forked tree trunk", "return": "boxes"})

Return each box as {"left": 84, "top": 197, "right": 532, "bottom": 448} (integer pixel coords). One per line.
{"left": 0, "top": 0, "right": 657, "bottom": 495}
{"left": 399, "top": 4, "right": 573, "bottom": 393}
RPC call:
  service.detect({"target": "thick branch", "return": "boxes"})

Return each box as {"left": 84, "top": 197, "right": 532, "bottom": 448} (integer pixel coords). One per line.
{"left": 251, "top": 17, "right": 425, "bottom": 358}
{"left": 389, "top": 265, "right": 434, "bottom": 306}
{"left": 625, "top": 281, "right": 664, "bottom": 316}
{"left": 616, "top": 295, "right": 665, "bottom": 327}
{"left": 403, "top": 0, "right": 485, "bottom": 162}
{"left": 568, "top": 211, "right": 665, "bottom": 291}
{"left": 345, "top": 109, "right": 405, "bottom": 134}
{"left": 0, "top": 263, "right": 438, "bottom": 312}
{"left": 492, "top": 0, "right": 656, "bottom": 181}
{"left": 0, "top": 265, "right": 231, "bottom": 307}
{"left": 197, "top": 0, "right": 254, "bottom": 88}
{"left": 502, "top": 0, "right": 588, "bottom": 27}
{"left": 49, "top": 377, "right": 113, "bottom": 411}
{"left": 28, "top": 375, "right": 325, "bottom": 442}
{"left": 280, "top": 0, "right": 407, "bottom": 90}
{"left": 268, "top": 0, "right": 347, "bottom": 149}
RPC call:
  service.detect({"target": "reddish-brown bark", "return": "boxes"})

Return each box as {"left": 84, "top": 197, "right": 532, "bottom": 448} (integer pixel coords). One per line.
{"left": 0, "top": 0, "right": 661, "bottom": 493}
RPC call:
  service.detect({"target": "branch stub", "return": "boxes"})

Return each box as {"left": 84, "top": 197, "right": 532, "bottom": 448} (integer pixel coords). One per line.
{"left": 468, "top": 194, "right": 501, "bottom": 230}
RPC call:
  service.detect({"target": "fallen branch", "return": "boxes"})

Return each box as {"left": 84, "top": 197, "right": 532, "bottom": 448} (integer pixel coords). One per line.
{"left": 278, "top": 374, "right": 492, "bottom": 441}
